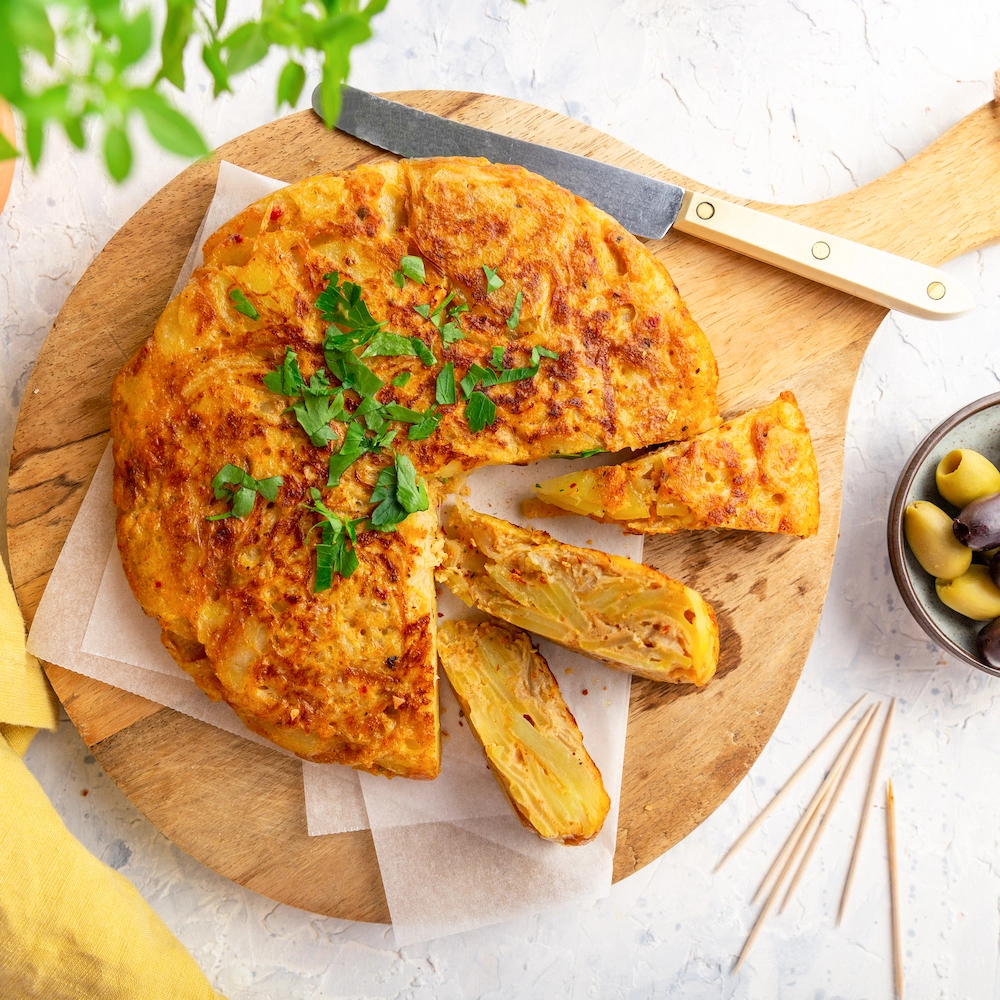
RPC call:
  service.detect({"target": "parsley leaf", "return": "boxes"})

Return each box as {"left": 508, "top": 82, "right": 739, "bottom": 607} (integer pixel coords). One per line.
{"left": 491, "top": 346, "right": 505, "bottom": 368}
{"left": 229, "top": 287, "right": 259, "bottom": 320}
{"left": 327, "top": 420, "right": 370, "bottom": 485}
{"left": 460, "top": 363, "right": 496, "bottom": 398}
{"left": 411, "top": 337, "right": 437, "bottom": 366}
{"left": 317, "top": 271, "right": 383, "bottom": 342}
{"left": 408, "top": 407, "right": 443, "bottom": 441}
{"left": 400, "top": 255, "right": 426, "bottom": 284}
{"left": 532, "top": 345, "right": 560, "bottom": 363}
{"left": 440, "top": 320, "right": 465, "bottom": 345}
{"left": 436, "top": 362, "right": 455, "bottom": 405}
{"left": 305, "top": 487, "right": 363, "bottom": 588}
{"left": 368, "top": 454, "right": 430, "bottom": 530}
{"left": 553, "top": 448, "right": 606, "bottom": 459}
{"left": 466, "top": 391, "right": 497, "bottom": 433}
{"left": 263, "top": 347, "right": 305, "bottom": 396}
{"left": 384, "top": 404, "right": 424, "bottom": 424}
{"left": 361, "top": 332, "right": 420, "bottom": 358}
{"left": 392, "top": 372, "right": 412, "bottom": 388}
{"left": 506, "top": 290, "right": 523, "bottom": 331}
{"left": 207, "top": 464, "right": 282, "bottom": 520}
{"left": 289, "top": 371, "right": 345, "bottom": 447}
{"left": 392, "top": 270, "right": 405, "bottom": 289}
{"left": 483, "top": 265, "right": 504, "bottom": 294}
{"left": 325, "top": 348, "right": 384, "bottom": 398}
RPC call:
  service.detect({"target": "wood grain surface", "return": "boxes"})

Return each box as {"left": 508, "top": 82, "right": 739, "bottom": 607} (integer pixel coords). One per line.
{"left": 8, "top": 92, "right": 1000, "bottom": 924}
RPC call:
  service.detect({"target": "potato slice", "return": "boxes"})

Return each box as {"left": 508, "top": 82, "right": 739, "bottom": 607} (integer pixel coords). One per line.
{"left": 438, "top": 619, "right": 610, "bottom": 845}
{"left": 437, "top": 501, "right": 719, "bottom": 685}
{"left": 528, "top": 392, "right": 819, "bottom": 538}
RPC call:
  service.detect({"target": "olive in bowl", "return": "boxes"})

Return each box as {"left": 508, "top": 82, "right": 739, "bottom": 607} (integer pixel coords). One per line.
{"left": 888, "top": 391, "right": 1000, "bottom": 677}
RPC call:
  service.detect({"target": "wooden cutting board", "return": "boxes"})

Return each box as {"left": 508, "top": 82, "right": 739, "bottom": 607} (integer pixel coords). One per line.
{"left": 9, "top": 92, "right": 1000, "bottom": 924}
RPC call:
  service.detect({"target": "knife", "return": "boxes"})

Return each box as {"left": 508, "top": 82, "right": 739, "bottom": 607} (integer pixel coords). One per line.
{"left": 314, "top": 85, "right": 973, "bottom": 321}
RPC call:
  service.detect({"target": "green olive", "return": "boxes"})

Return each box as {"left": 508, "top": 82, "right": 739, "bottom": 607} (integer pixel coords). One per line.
{"left": 904, "top": 501, "right": 972, "bottom": 579}
{"left": 935, "top": 449, "right": 1000, "bottom": 508}
{"left": 936, "top": 565, "right": 1000, "bottom": 620}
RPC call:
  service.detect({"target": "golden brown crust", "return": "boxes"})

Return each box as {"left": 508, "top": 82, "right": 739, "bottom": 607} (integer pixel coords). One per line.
{"left": 530, "top": 392, "right": 820, "bottom": 538}
{"left": 112, "top": 156, "right": 720, "bottom": 774}
{"left": 438, "top": 619, "right": 609, "bottom": 845}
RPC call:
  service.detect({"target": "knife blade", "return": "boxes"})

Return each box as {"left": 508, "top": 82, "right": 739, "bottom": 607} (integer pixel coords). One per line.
{"left": 314, "top": 85, "right": 973, "bottom": 321}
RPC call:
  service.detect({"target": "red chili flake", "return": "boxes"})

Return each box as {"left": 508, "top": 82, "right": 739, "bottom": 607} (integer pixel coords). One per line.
{"left": 81, "top": 789, "right": 89, "bottom": 797}
{"left": 270, "top": 206, "right": 284, "bottom": 221}
{"left": 154, "top": 581, "right": 162, "bottom": 589}
{"left": 458, "top": 720, "right": 464, "bottom": 727}
{"left": 360, "top": 685, "right": 367, "bottom": 694}
{"left": 582, "top": 689, "right": 588, "bottom": 695}
{"left": 232, "top": 233, "right": 243, "bottom": 243}
{"left": 438, "top": 612, "right": 444, "bottom": 618}
{"left": 570, "top": 483, "right": 577, "bottom": 488}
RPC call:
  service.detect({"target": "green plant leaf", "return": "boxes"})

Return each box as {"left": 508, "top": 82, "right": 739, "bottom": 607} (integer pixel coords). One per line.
{"left": 229, "top": 287, "right": 259, "bottom": 319}
{"left": 400, "top": 255, "right": 425, "bottom": 284}
{"left": 116, "top": 11, "right": 154, "bottom": 69}
{"left": 277, "top": 60, "right": 306, "bottom": 108}
{"left": 160, "top": 0, "right": 195, "bottom": 90}
{"left": 223, "top": 21, "right": 270, "bottom": 75}
{"left": 0, "top": 131, "right": 17, "bottom": 162}
{"left": 103, "top": 126, "right": 132, "bottom": 182}
{"left": 8, "top": 2, "right": 55, "bottom": 65}
{"left": 201, "top": 42, "right": 231, "bottom": 97}
{"left": 391, "top": 372, "right": 411, "bottom": 388}
{"left": 215, "top": 0, "right": 229, "bottom": 31}
{"left": 24, "top": 118, "right": 42, "bottom": 169}
{"left": 133, "top": 90, "right": 208, "bottom": 158}
{"left": 63, "top": 117, "right": 85, "bottom": 150}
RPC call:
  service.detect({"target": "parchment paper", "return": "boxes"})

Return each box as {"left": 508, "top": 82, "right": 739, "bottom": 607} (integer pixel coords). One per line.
{"left": 26, "top": 160, "right": 642, "bottom": 943}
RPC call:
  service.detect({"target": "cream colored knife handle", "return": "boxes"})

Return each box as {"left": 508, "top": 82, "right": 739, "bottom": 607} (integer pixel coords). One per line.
{"left": 673, "top": 190, "right": 974, "bottom": 320}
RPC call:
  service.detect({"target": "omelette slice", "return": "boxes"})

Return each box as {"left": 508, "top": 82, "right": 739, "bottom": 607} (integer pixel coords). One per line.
{"left": 528, "top": 392, "right": 820, "bottom": 538}
{"left": 439, "top": 620, "right": 610, "bottom": 845}
{"left": 113, "top": 156, "right": 721, "bottom": 774}
{"left": 437, "top": 501, "right": 719, "bottom": 685}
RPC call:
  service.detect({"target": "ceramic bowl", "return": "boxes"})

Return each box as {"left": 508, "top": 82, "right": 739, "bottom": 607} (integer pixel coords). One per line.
{"left": 888, "top": 391, "right": 1000, "bottom": 676}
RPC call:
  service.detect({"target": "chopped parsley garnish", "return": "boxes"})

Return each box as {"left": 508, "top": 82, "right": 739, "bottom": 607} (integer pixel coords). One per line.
{"left": 441, "top": 321, "right": 465, "bottom": 345}
{"left": 392, "top": 270, "right": 405, "bottom": 289}
{"left": 306, "top": 488, "right": 364, "bottom": 588}
{"left": 368, "top": 453, "right": 429, "bottom": 531}
{"left": 229, "top": 288, "right": 259, "bottom": 320}
{"left": 384, "top": 404, "right": 424, "bottom": 424}
{"left": 465, "top": 391, "right": 497, "bottom": 433}
{"left": 436, "top": 362, "right": 455, "bottom": 405}
{"left": 263, "top": 350, "right": 344, "bottom": 447}
{"left": 207, "top": 464, "right": 282, "bottom": 520}
{"left": 483, "top": 265, "right": 504, "bottom": 294}
{"left": 263, "top": 347, "right": 305, "bottom": 396}
{"left": 392, "top": 372, "right": 412, "bottom": 388}
{"left": 553, "top": 448, "right": 606, "bottom": 459}
{"left": 411, "top": 337, "right": 437, "bottom": 367}
{"left": 361, "top": 332, "right": 422, "bottom": 358}
{"left": 399, "top": 255, "right": 426, "bottom": 284}
{"left": 506, "top": 290, "right": 523, "bottom": 331}
{"left": 316, "top": 271, "right": 383, "bottom": 344}
{"left": 459, "top": 345, "right": 560, "bottom": 399}
{"left": 408, "top": 407, "right": 442, "bottom": 441}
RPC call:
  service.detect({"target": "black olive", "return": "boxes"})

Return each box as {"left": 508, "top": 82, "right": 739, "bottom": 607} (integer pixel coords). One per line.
{"left": 954, "top": 492, "right": 1000, "bottom": 549}
{"left": 977, "top": 617, "right": 1000, "bottom": 668}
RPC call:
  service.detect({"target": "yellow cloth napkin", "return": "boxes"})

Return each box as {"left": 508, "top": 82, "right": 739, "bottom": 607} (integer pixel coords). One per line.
{"left": 0, "top": 566, "right": 225, "bottom": 999}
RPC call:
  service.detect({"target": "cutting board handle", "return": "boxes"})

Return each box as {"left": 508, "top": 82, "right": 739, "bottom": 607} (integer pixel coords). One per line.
{"left": 793, "top": 101, "right": 1000, "bottom": 267}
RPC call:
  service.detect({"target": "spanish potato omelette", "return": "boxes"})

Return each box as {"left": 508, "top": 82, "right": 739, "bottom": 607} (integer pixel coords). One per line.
{"left": 112, "top": 156, "right": 722, "bottom": 776}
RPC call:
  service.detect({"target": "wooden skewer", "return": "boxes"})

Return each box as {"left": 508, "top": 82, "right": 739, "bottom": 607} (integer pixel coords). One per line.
{"left": 779, "top": 703, "right": 881, "bottom": 912}
{"left": 716, "top": 694, "right": 867, "bottom": 872}
{"left": 887, "top": 779, "right": 904, "bottom": 1000}
{"left": 733, "top": 778, "right": 836, "bottom": 973}
{"left": 838, "top": 697, "right": 895, "bottom": 925}
{"left": 752, "top": 706, "right": 872, "bottom": 905}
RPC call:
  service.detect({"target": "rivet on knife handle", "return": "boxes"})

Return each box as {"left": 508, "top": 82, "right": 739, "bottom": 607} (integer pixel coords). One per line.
{"left": 673, "top": 191, "right": 975, "bottom": 321}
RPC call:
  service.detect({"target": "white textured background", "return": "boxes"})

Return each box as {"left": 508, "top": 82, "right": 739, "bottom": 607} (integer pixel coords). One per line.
{"left": 5, "top": 1, "right": 1000, "bottom": 996}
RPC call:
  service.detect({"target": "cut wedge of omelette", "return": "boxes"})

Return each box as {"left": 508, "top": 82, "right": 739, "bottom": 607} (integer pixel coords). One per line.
{"left": 438, "top": 620, "right": 610, "bottom": 845}
{"left": 529, "top": 392, "right": 820, "bottom": 537}
{"left": 437, "top": 501, "right": 719, "bottom": 685}
{"left": 112, "top": 157, "right": 722, "bottom": 775}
